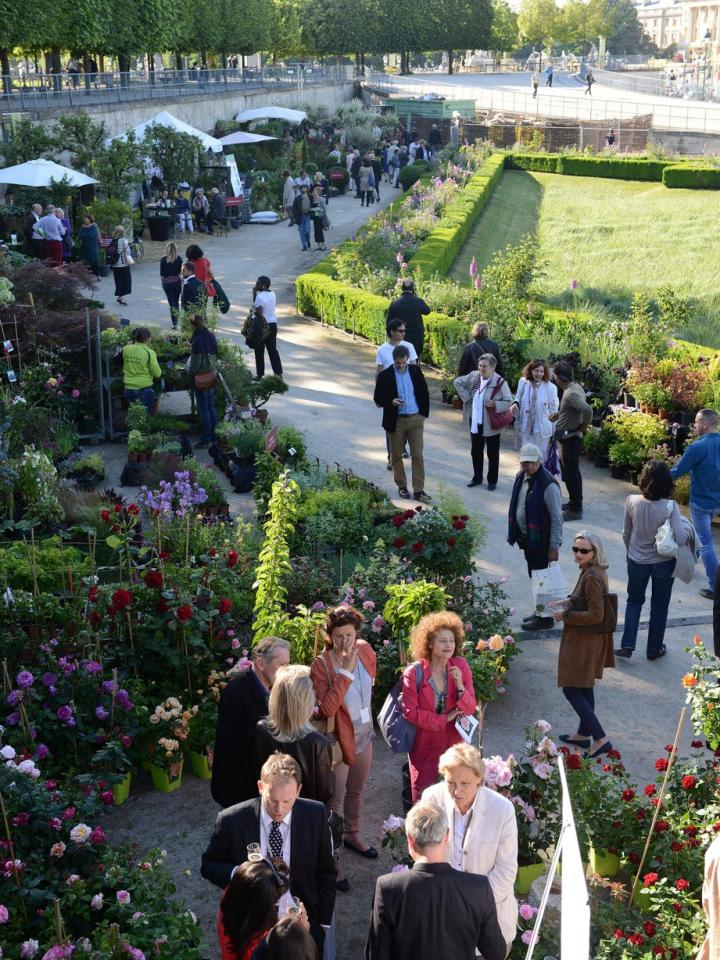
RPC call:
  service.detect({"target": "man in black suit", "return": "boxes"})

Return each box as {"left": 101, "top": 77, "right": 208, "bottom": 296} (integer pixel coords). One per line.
{"left": 202, "top": 754, "right": 336, "bottom": 952}
{"left": 365, "top": 803, "right": 505, "bottom": 960}
{"left": 386, "top": 279, "right": 431, "bottom": 358}
{"left": 374, "top": 345, "right": 431, "bottom": 503}
{"left": 210, "top": 636, "right": 290, "bottom": 808}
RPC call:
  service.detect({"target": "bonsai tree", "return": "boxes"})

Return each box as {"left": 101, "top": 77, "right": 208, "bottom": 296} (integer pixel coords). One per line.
{"left": 249, "top": 375, "right": 288, "bottom": 410}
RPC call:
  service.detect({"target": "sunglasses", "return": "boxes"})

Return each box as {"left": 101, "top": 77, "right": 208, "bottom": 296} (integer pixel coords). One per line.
{"left": 572, "top": 546, "right": 593, "bottom": 555}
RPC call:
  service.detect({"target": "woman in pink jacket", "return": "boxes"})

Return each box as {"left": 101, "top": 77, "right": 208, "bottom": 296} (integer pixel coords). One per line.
{"left": 401, "top": 611, "right": 477, "bottom": 801}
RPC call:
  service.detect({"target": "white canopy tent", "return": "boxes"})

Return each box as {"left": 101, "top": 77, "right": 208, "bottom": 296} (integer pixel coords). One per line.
{"left": 112, "top": 111, "right": 224, "bottom": 153}
{"left": 0, "top": 158, "right": 98, "bottom": 188}
{"left": 235, "top": 106, "right": 307, "bottom": 124}
{"left": 218, "top": 131, "right": 277, "bottom": 146}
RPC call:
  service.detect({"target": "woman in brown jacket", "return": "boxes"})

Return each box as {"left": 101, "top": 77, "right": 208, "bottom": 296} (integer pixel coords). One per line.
{"left": 552, "top": 530, "right": 614, "bottom": 760}
{"left": 311, "top": 606, "right": 377, "bottom": 891}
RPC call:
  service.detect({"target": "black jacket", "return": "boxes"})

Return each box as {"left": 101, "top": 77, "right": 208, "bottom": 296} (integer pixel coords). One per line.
{"left": 364, "top": 862, "right": 506, "bottom": 960}
{"left": 255, "top": 720, "right": 334, "bottom": 805}
{"left": 180, "top": 276, "right": 205, "bottom": 312}
{"left": 457, "top": 337, "right": 504, "bottom": 377}
{"left": 386, "top": 293, "right": 431, "bottom": 355}
{"left": 201, "top": 796, "right": 336, "bottom": 930}
{"left": 374, "top": 363, "right": 430, "bottom": 433}
{"left": 210, "top": 669, "right": 269, "bottom": 808}
{"left": 292, "top": 193, "right": 310, "bottom": 221}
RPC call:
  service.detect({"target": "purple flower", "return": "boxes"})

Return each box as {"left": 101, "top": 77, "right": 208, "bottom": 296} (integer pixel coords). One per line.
{"left": 6, "top": 711, "right": 19, "bottom": 726}
{"left": 95, "top": 706, "right": 109, "bottom": 721}
{"left": 6, "top": 690, "right": 19, "bottom": 706}
{"left": 16, "top": 670, "right": 34, "bottom": 689}
{"left": 58, "top": 657, "right": 77, "bottom": 676}
{"left": 83, "top": 660, "right": 102, "bottom": 675}
{"left": 474, "top": 276, "right": 483, "bottom": 291}
{"left": 116, "top": 889, "right": 131, "bottom": 905}
{"left": 101, "top": 680, "right": 116, "bottom": 695}
{"left": 570, "top": 279, "right": 578, "bottom": 290}
{"left": 42, "top": 672, "right": 57, "bottom": 688}
{"left": 310, "top": 601, "right": 325, "bottom": 611}
{"left": 34, "top": 743, "right": 50, "bottom": 760}
{"left": 469, "top": 256, "right": 478, "bottom": 278}
{"left": 115, "top": 689, "right": 133, "bottom": 710}
{"left": 56, "top": 705, "right": 73, "bottom": 723}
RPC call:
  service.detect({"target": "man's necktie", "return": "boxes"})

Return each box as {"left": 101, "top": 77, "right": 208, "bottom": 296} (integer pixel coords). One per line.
{"left": 269, "top": 820, "right": 283, "bottom": 859}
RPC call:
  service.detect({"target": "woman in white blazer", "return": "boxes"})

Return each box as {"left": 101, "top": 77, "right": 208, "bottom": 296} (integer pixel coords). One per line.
{"left": 510, "top": 359, "right": 559, "bottom": 461}
{"left": 421, "top": 742, "right": 518, "bottom": 950}
{"left": 453, "top": 353, "right": 513, "bottom": 491}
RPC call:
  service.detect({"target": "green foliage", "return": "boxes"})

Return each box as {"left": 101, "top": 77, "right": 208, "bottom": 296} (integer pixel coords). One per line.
{"left": 398, "top": 163, "right": 430, "bottom": 190}
{"left": 0, "top": 537, "right": 91, "bottom": 593}
{"left": 86, "top": 197, "right": 133, "bottom": 236}
{"left": 297, "top": 486, "right": 378, "bottom": 552}
{"left": 663, "top": 164, "right": 720, "bottom": 190}
{"left": 507, "top": 152, "right": 669, "bottom": 182}
{"left": 1, "top": 118, "right": 55, "bottom": 165}
{"left": 626, "top": 293, "right": 670, "bottom": 362}
{"left": 126, "top": 400, "right": 151, "bottom": 434}
{"left": 89, "top": 134, "right": 143, "bottom": 202}
{"left": 216, "top": 419, "right": 268, "bottom": 460}
{"left": 142, "top": 125, "right": 202, "bottom": 191}
{"left": 53, "top": 112, "right": 109, "bottom": 174}
{"left": 382, "top": 580, "right": 451, "bottom": 648}
{"left": 252, "top": 471, "right": 300, "bottom": 645}
{"left": 276, "top": 425, "right": 307, "bottom": 463}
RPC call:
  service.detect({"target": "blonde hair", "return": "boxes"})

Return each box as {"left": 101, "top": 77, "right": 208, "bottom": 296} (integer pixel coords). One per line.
{"left": 438, "top": 743, "right": 485, "bottom": 784}
{"left": 260, "top": 753, "right": 302, "bottom": 787}
{"left": 472, "top": 321, "right": 490, "bottom": 339}
{"left": 267, "top": 665, "right": 316, "bottom": 742}
{"left": 410, "top": 611, "right": 465, "bottom": 662}
{"left": 165, "top": 241, "right": 178, "bottom": 263}
{"left": 112, "top": 225, "right": 125, "bottom": 238}
{"left": 575, "top": 530, "right": 609, "bottom": 569}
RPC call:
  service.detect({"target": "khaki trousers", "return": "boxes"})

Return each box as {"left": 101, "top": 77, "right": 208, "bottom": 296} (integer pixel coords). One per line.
{"left": 390, "top": 414, "right": 425, "bottom": 492}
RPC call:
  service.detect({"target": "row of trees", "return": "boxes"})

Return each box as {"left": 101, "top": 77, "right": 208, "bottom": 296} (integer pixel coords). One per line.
{"left": 0, "top": 0, "right": 652, "bottom": 78}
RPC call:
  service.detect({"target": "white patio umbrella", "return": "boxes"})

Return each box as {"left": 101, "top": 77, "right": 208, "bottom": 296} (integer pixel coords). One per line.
{"left": 235, "top": 106, "right": 307, "bottom": 124}
{"left": 219, "top": 131, "right": 277, "bottom": 146}
{"left": 0, "top": 158, "right": 98, "bottom": 188}
{"left": 112, "top": 111, "right": 224, "bottom": 153}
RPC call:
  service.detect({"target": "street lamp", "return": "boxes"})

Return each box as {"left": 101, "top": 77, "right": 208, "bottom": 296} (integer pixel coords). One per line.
{"left": 703, "top": 28, "right": 712, "bottom": 96}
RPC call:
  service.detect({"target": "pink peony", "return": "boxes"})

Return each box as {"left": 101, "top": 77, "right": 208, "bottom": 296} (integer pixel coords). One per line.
{"left": 519, "top": 903, "right": 535, "bottom": 922}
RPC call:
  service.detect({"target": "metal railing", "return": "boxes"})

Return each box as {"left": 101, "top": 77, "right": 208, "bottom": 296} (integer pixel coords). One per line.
{"left": 0, "top": 64, "right": 353, "bottom": 112}
{"left": 366, "top": 70, "right": 720, "bottom": 134}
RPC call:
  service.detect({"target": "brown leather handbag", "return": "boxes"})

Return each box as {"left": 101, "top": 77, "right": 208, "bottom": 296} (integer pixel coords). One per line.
{"left": 194, "top": 370, "right": 217, "bottom": 391}
{"left": 569, "top": 593, "right": 618, "bottom": 634}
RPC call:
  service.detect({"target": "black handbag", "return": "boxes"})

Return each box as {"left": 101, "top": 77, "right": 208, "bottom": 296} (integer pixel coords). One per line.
{"left": 569, "top": 593, "right": 618, "bottom": 634}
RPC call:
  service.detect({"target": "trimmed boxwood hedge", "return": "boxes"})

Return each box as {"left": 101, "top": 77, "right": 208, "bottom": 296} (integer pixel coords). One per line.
{"left": 506, "top": 152, "right": 667, "bottom": 181}
{"left": 662, "top": 164, "right": 720, "bottom": 189}
{"left": 505, "top": 153, "right": 561, "bottom": 174}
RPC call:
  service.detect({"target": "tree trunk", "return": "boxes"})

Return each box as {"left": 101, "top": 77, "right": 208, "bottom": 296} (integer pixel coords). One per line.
{"left": 148, "top": 52, "right": 155, "bottom": 84}
{"left": 0, "top": 49, "right": 10, "bottom": 93}
{"left": 447, "top": 49, "right": 453, "bottom": 74}
{"left": 175, "top": 52, "right": 182, "bottom": 72}
{"left": 119, "top": 52, "right": 130, "bottom": 87}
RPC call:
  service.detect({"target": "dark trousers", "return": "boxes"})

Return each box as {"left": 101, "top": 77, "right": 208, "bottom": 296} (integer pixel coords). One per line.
{"left": 353, "top": 175, "right": 361, "bottom": 197}
{"left": 559, "top": 435, "right": 583, "bottom": 509}
{"left": 713, "top": 566, "right": 720, "bottom": 657}
{"left": 620, "top": 557, "right": 676, "bottom": 656}
{"left": 562, "top": 686, "right": 605, "bottom": 741}
{"left": 161, "top": 278, "right": 181, "bottom": 326}
{"left": 254, "top": 324, "right": 283, "bottom": 378}
{"left": 195, "top": 386, "right": 218, "bottom": 444}
{"left": 470, "top": 426, "right": 500, "bottom": 485}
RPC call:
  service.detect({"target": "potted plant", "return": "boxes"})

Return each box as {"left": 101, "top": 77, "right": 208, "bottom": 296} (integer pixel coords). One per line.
{"left": 187, "top": 698, "right": 218, "bottom": 780}
{"left": 127, "top": 430, "right": 151, "bottom": 463}
{"left": 147, "top": 696, "right": 197, "bottom": 793}
{"left": 61, "top": 452, "right": 105, "bottom": 490}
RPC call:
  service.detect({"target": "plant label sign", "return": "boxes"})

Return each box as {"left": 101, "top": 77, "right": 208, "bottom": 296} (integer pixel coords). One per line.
{"left": 265, "top": 426, "right": 278, "bottom": 454}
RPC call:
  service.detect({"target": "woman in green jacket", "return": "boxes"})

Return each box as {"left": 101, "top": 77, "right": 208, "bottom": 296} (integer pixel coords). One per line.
{"left": 122, "top": 327, "right": 161, "bottom": 413}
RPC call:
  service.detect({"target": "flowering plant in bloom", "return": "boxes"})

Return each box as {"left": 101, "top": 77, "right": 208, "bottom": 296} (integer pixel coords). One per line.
{"left": 380, "top": 814, "right": 412, "bottom": 867}
{"left": 682, "top": 636, "right": 720, "bottom": 749}
{"left": 138, "top": 472, "right": 208, "bottom": 519}
{"left": 382, "top": 506, "right": 476, "bottom": 577}
{"left": 148, "top": 697, "right": 197, "bottom": 776}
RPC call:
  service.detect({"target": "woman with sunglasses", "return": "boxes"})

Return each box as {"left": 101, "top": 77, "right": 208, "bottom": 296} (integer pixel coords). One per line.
{"left": 552, "top": 531, "right": 615, "bottom": 759}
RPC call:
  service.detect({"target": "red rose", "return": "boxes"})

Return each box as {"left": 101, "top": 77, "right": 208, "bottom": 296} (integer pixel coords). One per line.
{"left": 675, "top": 878, "right": 689, "bottom": 891}
{"left": 671, "top": 841, "right": 684, "bottom": 851}
{"left": 404, "top": 510, "right": 415, "bottom": 519}
{"left": 111, "top": 589, "right": 132, "bottom": 611}
{"left": 392, "top": 538, "right": 406, "bottom": 548}
{"left": 612, "top": 930, "right": 625, "bottom": 940}
{"left": 655, "top": 758, "right": 669, "bottom": 771}
{"left": 644, "top": 784, "right": 656, "bottom": 796}
{"left": 452, "top": 520, "right": 466, "bottom": 531}
{"left": 654, "top": 820, "right": 670, "bottom": 834}
{"left": 159, "top": 551, "right": 170, "bottom": 561}
{"left": 680, "top": 775, "right": 697, "bottom": 790}
{"left": 88, "top": 586, "right": 99, "bottom": 603}
{"left": 691, "top": 740, "right": 704, "bottom": 749}
{"left": 127, "top": 503, "right": 139, "bottom": 515}
{"left": 607, "top": 749, "right": 622, "bottom": 760}
{"left": 611, "top": 821, "right": 621, "bottom": 830}
{"left": 612, "top": 763, "right": 625, "bottom": 775}
{"left": 89, "top": 612, "right": 101, "bottom": 627}
{"left": 391, "top": 515, "right": 406, "bottom": 528}
{"left": 446, "top": 537, "right": 456, "bottom": 547}
{"left": 226, "top": 550, "right": 239, "bottom": 568}
{"left": 114, "top": 503, "right": 122, "bottom": 513}
{"left": 622, "top": 789, "right": 635, "bottom": 801}
{"left": 628, "top": 852, "right": 640, "bottom": 864}
{"left": 643, "top": 921, "right": 656, "bottom": 937}
{"left": 636, "top": 809, "right": 648, "bottom": 821}
{"left": 664, "top": 743, "right": 675, "bottom": 753}
{"left": 566, "top": 753, "right": 581, "bottom": 770}
{"left": 643, "top": 872, "right": 659, "bottom": 887}
{"left": 176, "top": 604, "right": 193, "bottom": 622}
{"left": 218, "top": 598, "right": 232, "bottom": 615}
{"left": 653, "top": 949, "right": 666, "bottom": 956}
{"left": 714, "top": 822, "right": 720, "bottom": 832}
{"left": 627, "top": 935, "right": 645, "bottom": 947}
{"left": 156, "top": 599, "right": 169, "bottom": 614}
{"left": 91, "top": 825, "right": 106, "bottom": 843}
{"left": 411, "top": 542, "right": 424, "bottom": 553}
{"left": 683, "top": 825, "right": 698, "bottom": 837}
{"left": 671, "top": 902, "right": 682, "bottom": 914}
{"left": 144, "top": 570, "right": 163, "bottom": 589}
{"left": 100, "top": 509, "right": 111, "bottom": 522}
{"left": 208, "top": 548, "right": 217, "bottom": 558}
{"left": 460, "top": 515, "right": 469, "bottom": 521}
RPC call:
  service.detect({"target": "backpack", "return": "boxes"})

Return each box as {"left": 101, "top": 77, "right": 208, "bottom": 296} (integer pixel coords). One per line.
{"left": 106, "top": 239, "right": 119, "bottom": 266}
{"left": 241, "top": 308, "right": 270, "bottom": 350}
{"left": 377, "top": 663, "right": 423, "bottom": 754}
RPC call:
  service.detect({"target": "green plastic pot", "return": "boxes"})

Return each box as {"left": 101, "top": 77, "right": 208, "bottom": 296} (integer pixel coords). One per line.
{"left": 515, "top": 861, "right": 547, "bottom": 895}
{"left": 589, "top": 847, "right": 620, "bottom": 877}
{"left": 112, "top": 771, "right": 131, "bottom": 806}
{"left": 149, "top": 760, "right": 183, "bottom": 794}
{"left": 189, "top": 750, "right": 213, "bottom": 781}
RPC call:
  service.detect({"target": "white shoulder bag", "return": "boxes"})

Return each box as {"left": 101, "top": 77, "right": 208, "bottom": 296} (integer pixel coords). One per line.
{"left": 655, "top": 500, "right": 679, "bottom": 559}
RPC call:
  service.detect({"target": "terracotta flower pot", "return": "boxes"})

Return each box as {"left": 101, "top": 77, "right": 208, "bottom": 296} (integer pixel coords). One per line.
{"left": 452, "top": 397, "right": 463, "bottom": 410}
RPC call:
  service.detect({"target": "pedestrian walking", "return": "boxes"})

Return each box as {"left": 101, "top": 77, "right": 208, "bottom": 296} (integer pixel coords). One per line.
{"left": 310, "top": 186, "right": 327, "bottom": 251}
{"left": 616, "top": 460, "right": 689, "bottom": 661}
{"left": 188, "top": 314, "right": 219, "bottom": 448}
{"left": 545, "top": 65, "right": 553, "bottom": 87}
{"left": 552, "top": 530, "right": 615, "bottom": 760}
{"left": 180, "top": 261, "right": 206, "bottom": 320}
{"left": 454, "top": 354, "right": 513, "bottom": 492}
{"left": 511, "top": 359, "right": 559, "bottom": 461}
{"left": 428, "top": 123, "right": 442, "bottom": 157}
{"left": 252, "top": 275, "right": 283, "bottom": 379}
{"left": 376, "top": 319, "right": 416, "bottom": 470}
{"left": 671, "top": 408, "right": 720, "bottom": 599}
{"left": 370, "top": 152, "right": 382, "bottom": 201}
{"left": 292, "top": 185, "right": 312, "bottom": 251}
{"left": 78, "top": 214, "right": 100, "bottom": 275}
{"left": 282, "top": 169, "right": 296, "bottom": 225}
{"left": 387, "top": 279, "right": 431, "bottom": 358}
{"left": 549, "top": 361, "right": 593, "bottom": 521}
{"left": 160, "top": 241, "right": 183, "bottom": 327}
{"left": 585, "top": 68, "right": 595, "bottom": 95}
{"left": 110, "top": 225, "right": 133, "bottom": 305}
{"left": 374, "top": 345, "right": 431, "bottom": 502}
{"left": 185, "top": 243, "right": 216, "bottom": 300}
{"left": 359, "top": 158, "right": 373, "bottom": 207}
{"left": 532, "top": 70, "right": 540, "bottom": 98}
{"left": 507, "top": 444, "right": 563, "bottom": 631}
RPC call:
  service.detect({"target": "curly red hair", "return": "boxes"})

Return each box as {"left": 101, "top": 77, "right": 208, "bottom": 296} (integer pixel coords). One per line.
{"left": 410, "top": 611, "right": 465, "bottom": 661}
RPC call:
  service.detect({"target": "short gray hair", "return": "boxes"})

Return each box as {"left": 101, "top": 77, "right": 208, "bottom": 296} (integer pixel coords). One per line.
{"left": 478, "top": 353, "right": 497, "bottom": 367}
{"left": 698, "top": 408, "right": 718, "bottom": 429}
{"left": 406, "top": 803, "right": 448, "bottom": 850}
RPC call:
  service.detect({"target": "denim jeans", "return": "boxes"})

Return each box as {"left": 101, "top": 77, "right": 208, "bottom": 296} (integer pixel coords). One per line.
{"left": 124, "top": 386, "right": 155, "bottom": 413}
{"left": 298, "top": 215, "right": 311, "bottom": 249}
{"left": 691, "top": 504, "right": 719, "bottom": 590}
{"left": 195, "top": 387, "right": 218, "bottom": 444}
{"left": 620, "top": 557, "right": 676, "bottom": 656}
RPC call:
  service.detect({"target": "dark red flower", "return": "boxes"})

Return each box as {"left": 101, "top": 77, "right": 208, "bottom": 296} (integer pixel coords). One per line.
{"left": 644, "top": 784, "right": 656, "bottom": 796}
{"left": 714, "top": 822, "right": 720, "bottom": 832}
{"left": 127, "top": 503, "right": 139, "bottom": 515}
{"left": 114, "top": 503, "right": 123, "bottom": 513}
{"left": 459, "top": 515, "right": 469, "bottom": 521}
{"left": 628, "top": 852, "right": 640, "bottom": 864}
{"left": 566, "top": 753, "right": 581, "bottom": 770}
{"left": 680, "top": 775, "right": 697, "bottom": 790}
{"left": 446, "top": 537, "right": 456, "bottom": 547}
{"left": 636, "top": 809, "right": 648, "bottom": 821}
{"left": 655, "top": 758, "right": 669, "bottom": 771}
{"left": 226, "top": 550, "right": 239, "bottom": 568}
{"left": 404, "top": 510, "right": 415, "bottom": 519}
{"left": 607, "top": 749, "right": 622, "bottom": 760}
{"left": 611, "top": 820, "right": 621, "bottom": 830}
{"left": 208, "top": 548, "right": 217, "bottom": 558}
{"left": 653, "top": 948, "right": 666, "bottom": 956}
{"left": 643, "top": 872, "right": 659, "bottom": 887}
{"left": 156, "top": 599, "right": 169, "bottom": 614}
{"left": 627, "top": 935, "right": 645, "bottom": 947}
{"left": 683, "top": 825, "right": 698, "bottom": 837}
{"left": 218, "top": 598, "right": 232, "bottom": 615}
{"left": 144, "top": 570, "right": 163, "bottom": 589}
{"left": 452, "top": 520, "right": 466, "bottom": 531}
{"left": 159, "top": 550, "right": 170, "bottom": 561}
{"left": 411, "top": 542, "right": 424, "bottom": 553}
{"left": 111, "top": 589, "right": 132, "bottom": 611}
{"left": 89, "top": 611, "right": 102, "bottom": 627}
{"left": 671, "top": 902, "right": 682, "bottom": 914}
{"left": 643, "top": 921, "right": 656, "bottom": 937}
{"left": 612, "top": 930, "right": 625, "bottom": 940}
{"left": 671, "top": 841, "right": 684, "bottom": 852}
{"left": 664, "top": 743, "right": 675, "bottom": 754}
{"left": 88, "top": 586, "right": 99, "bottom": 603}
{"left": 622, "top": 789, "right": 635, "bottom": 801}
{"left": 392, "top": 538, "right": 406, "bottom": 548}
{"left": 675, "top": 878, "right": 689, "bottom": 891}
{"left": 391, "top": 515, "right": 406, "bottom": 528}
{"left": 691, "top": 740, "right": 704, "bottom": 749}
{"left": 100, "top": 509, "right": 111, "bottom": 522}
{"left": 176, "top": 604, "right": 193, "bottom": 622}
{"left": 654, "top": 820, "right": 670, "bottom": 834}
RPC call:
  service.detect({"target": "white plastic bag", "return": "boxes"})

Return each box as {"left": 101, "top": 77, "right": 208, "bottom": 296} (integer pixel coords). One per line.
{"left": 655, "top": 500, "right": 679, "bottom": 559}
{"left": 531, "top": 562, "right": 568, "bottom": 614}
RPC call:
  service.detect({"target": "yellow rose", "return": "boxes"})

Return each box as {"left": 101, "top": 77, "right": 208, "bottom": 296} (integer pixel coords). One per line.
{"left": 488, "top": 635, "right": 505, "bottom": 652}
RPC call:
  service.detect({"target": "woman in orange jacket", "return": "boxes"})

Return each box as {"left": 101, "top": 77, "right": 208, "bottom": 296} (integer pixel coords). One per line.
{"left": 311, "top": 606, "right": 377, "bottom": 892}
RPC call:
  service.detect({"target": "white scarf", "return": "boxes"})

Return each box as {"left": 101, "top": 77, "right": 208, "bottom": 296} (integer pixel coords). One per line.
{"left": 470, "top": 377, "right": 491, "bottom": 434}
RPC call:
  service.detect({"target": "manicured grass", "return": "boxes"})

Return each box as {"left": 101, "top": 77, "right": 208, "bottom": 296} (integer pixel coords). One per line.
{"left": 451, "top": 169, "right": 720, "bottom": 347}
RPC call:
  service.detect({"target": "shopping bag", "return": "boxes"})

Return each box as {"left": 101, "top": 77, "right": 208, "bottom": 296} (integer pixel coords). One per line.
{"left": 213, "top": 279, "right": 230, "bottom": 315}
{"left": 531, "top": 562, "right": 568, "bottom": 614}
{"left": 544, "top": 438, "right": 560, "bottom": 477}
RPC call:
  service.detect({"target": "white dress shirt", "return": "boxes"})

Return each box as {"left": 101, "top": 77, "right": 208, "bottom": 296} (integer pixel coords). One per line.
{"left": 260, "top": 803, "right": 294, "bottom": 914}
{"left": 452, "top": 793, "right": 479, "bottom": 870}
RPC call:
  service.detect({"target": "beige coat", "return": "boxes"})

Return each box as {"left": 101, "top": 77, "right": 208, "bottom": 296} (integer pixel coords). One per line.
{"left": 421, "top": 781, "right": 518, "bottom": 946}
{"left": 453, "top": 371, "right": 513, "bottom": 438}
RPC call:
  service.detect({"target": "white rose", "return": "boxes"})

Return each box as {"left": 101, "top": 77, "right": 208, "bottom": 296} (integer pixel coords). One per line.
{"left": 0, "top": 745, "right": 15, "bottom": 760}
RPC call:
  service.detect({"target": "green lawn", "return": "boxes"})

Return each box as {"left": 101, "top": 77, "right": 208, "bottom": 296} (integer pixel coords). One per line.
{"left": 450, "top": 170, "right": 720, "bottom": 347}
